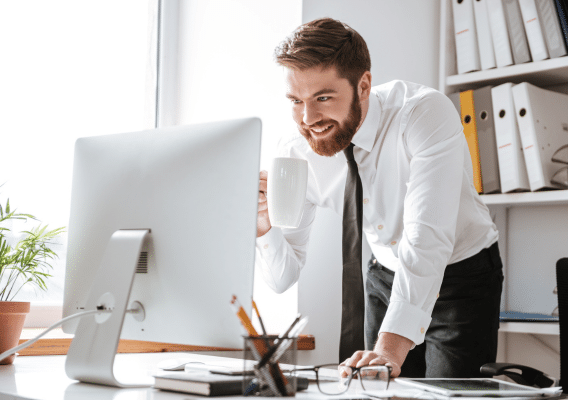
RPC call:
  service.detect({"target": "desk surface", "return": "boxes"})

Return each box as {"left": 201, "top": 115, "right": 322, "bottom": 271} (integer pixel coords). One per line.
{"left": 0, "top": 352, "right": 367, "bottom": 400}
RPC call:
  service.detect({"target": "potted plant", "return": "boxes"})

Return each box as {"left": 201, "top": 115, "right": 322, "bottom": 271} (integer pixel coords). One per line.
{"left": 0, "top": 198, "right": 64, "bottom": 364}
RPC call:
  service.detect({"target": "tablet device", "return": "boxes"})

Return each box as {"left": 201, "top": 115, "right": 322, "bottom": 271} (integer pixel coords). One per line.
{"left": 395, "top": 378, "right": 562, "bottom": 397}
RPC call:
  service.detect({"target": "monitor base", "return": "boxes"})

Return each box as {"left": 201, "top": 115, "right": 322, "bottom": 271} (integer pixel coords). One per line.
{"left": 65, "top": 229, "right": 152, "bottom": 387}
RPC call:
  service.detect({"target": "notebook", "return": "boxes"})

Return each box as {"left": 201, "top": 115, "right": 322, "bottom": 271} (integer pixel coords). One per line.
{"left": 500, "top": 311, "right": 559, "bottom": 322}
{"left": 153, "top": 371, "right": 248, "bottom": 396}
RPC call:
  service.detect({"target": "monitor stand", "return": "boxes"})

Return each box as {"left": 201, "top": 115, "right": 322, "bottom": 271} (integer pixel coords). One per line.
{"left": 65, "top": 229, "right": 153, "bottom": 387}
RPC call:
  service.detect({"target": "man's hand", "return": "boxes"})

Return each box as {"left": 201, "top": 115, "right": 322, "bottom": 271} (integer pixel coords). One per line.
{"left": 257, "top": 170, "right": 272, "bottom": 237}
{"left": 339, "top": 332, "right": 414, "bottom": 378}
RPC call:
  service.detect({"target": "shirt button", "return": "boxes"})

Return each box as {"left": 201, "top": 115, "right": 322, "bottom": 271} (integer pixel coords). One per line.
{"left": 363, "top": 198, "right": 369, "bottom": 204}
{"left": 420, "top": 327, "right": 425, "bottom": 334}
{"left": 263, "top": 244, "right": 269, "bottom": 249}
{"left": 437, "top": 293, "right": 440, "bottom": 299}
{"left": 377, "top": 225, "right": 384, "bottom": 230}
{"left": 390, "top": 240, "right": 397, "bottom": 246}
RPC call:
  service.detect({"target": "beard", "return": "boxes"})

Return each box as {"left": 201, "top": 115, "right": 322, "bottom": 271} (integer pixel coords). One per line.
{"left": 298, "top": 90, "right": 362, "bottom": 157}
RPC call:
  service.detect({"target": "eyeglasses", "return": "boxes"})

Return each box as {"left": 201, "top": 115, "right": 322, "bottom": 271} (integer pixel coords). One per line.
{"left": 293, "top": 364, "right": 391, "bottom": 395}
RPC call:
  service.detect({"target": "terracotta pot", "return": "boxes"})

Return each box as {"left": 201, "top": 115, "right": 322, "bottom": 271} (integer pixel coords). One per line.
{"left": 0, "top": 301, "right": 30, "bottom": 365}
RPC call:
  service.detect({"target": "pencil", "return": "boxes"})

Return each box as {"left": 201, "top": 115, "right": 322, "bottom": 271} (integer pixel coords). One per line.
{"left": 252, "top": 299, "right": 268, "bottom": 336}
{"left": 230, "top": 295, "right": 258, "bottom": 337}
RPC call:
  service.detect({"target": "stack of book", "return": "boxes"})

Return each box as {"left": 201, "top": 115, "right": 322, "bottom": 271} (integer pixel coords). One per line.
{"left": 451, "top": 0, "right": 568, "bottom": 75}
{"left": 448, "top": 83, "right": 568, "bottom": 194}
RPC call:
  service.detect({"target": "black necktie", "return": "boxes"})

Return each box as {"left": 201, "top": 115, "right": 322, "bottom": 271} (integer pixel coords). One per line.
{"left": 340, "top": 143, "right": 365, "bottom": 362}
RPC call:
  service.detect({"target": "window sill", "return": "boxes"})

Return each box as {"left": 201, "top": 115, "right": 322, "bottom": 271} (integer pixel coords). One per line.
{"left": 18, "top": 329, "right": 315, "bottom": 356}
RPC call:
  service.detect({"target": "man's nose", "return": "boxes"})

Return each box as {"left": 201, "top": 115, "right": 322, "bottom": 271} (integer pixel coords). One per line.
{"left": 302, "top": 104, "right": 321, "bottom": 126}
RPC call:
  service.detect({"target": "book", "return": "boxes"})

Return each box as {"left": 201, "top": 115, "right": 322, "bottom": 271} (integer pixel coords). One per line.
{"left": 500, "top": 311, "right": 559, "bottom": 322}
{"left": 153, "top": 371, "right": 248, "bottom": 396}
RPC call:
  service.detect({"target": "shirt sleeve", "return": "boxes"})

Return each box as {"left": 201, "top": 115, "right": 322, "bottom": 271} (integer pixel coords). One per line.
{"left": 255, "top": 198, "right": 317, "bottom": 294}
{"left": 378, "top": 90, "right": 466, "bottom": 345}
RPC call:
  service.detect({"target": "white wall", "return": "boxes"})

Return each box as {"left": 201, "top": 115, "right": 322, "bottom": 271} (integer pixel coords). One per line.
{"left": 169, "top": 0, "right": 303, "bottom": 334}
{"left": 297, "top": 0, "right": 441, "bottom": 365}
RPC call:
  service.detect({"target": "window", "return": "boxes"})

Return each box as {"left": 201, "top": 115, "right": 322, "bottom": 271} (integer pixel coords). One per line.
{"left": 0, "top": 0, "right": 157, "bottom": 326}
{"left": 166, "top": 0, "right": 302, "bottom": 332}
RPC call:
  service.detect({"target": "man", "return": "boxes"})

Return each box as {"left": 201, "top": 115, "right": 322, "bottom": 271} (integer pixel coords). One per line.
{"left": 255, "top": 18, "right": 503, "bottom": 378}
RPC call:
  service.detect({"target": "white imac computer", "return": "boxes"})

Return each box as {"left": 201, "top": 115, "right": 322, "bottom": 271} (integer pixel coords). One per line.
{"left": 62, "top": 117, "right": 261, "bottom": 387}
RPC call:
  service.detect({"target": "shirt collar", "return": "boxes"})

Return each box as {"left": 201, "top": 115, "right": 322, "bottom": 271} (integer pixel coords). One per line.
{"left": 351, "top": 91, "right": 380, "bottom": 153}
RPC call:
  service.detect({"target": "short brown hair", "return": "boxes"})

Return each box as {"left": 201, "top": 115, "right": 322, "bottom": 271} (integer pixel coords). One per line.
{"left": 274, "top": 18, "right": 371, "bottom": 89}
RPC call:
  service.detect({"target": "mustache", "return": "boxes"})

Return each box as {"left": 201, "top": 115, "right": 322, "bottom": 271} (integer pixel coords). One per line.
{"left": 301, "top": 121, "right": 335, "bottom": 130}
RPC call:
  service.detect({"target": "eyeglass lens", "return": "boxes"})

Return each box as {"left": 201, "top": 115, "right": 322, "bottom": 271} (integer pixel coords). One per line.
{"left": 314, "top": 364, "right": 390, "bottom": 395}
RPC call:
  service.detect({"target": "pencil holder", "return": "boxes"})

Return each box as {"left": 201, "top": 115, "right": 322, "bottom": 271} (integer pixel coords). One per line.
{"left": 242, "top": 335, "right": 297, "bottom": 397}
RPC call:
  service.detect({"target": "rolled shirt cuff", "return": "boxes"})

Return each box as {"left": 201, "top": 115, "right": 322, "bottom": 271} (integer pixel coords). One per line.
{"left": 378, "top": 300, "right": 432, "bottom": 347}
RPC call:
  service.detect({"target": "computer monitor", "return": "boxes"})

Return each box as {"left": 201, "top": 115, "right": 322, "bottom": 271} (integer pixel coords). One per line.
{"left": 62, "top": 117, "right": 261, "bottom": 387}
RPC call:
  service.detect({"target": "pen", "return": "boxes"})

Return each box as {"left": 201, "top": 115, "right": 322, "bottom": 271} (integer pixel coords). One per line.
{"left": 256, "top": 315, "right": 306, "bottom": 370}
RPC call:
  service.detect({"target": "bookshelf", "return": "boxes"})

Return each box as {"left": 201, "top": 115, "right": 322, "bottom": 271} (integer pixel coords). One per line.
{"left": 481, "top": 189, "right": 568, "bottom": 206}
{"left": 499, "top": 322, "right": 559, "bottom": 335}
{"left": 439, "top": 0, "right": 568, "bottom": 347}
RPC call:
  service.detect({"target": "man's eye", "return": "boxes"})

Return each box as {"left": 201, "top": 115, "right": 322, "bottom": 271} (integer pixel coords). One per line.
{"left": 317, "top": 96, "right": 330, "bottom": 102}
{"left": 291, "top": 99, "right": 302, "bottom": 104}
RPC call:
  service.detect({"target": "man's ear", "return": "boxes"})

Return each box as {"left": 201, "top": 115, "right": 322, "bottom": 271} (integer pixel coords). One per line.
{"left": 358, "top": 71, "right": 372, "bottom": 101}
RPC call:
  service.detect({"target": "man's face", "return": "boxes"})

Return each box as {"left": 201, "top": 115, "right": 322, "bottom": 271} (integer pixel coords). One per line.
{"left": 285, "top": 66, "right": 362, "bottom": 157}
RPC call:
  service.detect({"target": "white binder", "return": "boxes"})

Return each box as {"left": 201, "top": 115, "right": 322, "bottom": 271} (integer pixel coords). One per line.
{"left": 518, "top": 0, "right": 550, "bottom": 62}
{"left": 511, "top": 83, "right": 568, "bottom": 191}
{"left": 535, "top": 0, "right": 568, "bottom": 59}
{"left": 486, "top": 0, "right": 515, "bottom": 67}
{"left": 491, "top": 83, "right": 530, "bottom": 193}
{"left": 502, "top": 0, "right": 532, "bottom": 64}
{"left": 452, "top": 0, "right": 481, "bottom": 74}
{"left": 473, "top": 0, "right": 497, "bottom": 70}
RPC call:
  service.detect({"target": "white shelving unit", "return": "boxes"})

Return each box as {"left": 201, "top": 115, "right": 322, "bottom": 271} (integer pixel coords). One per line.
{"left": 439, "top": 0, "right": 568, "bottom": 351}
{"left": 481, "top": 190, "right": 568, "bottom": 207}
{"left": 499, "top": 322, "right": 559, "bottom": 335}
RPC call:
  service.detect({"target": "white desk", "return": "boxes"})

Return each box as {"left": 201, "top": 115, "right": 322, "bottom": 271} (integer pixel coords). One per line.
{"left": 0, "top": 352, "right": 373, "bottom": 400}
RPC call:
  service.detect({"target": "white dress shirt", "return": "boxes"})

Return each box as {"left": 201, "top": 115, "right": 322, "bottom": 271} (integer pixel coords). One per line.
{"left": 256, "top": 80, "right": 498, "bottom": 346}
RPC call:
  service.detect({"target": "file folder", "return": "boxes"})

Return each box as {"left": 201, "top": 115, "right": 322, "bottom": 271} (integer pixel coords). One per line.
{"left": 491, "top": 83, "right": 530, "bottom": 193}
{"left": 460, "top": 90, "right": 483, "bottom": 193}
{"left": 448, "top": 92, "right": 461, "bottom": 114}
{"left": 473, "top": 0, "right": 497, "bottom": 70}
{"left": 511, "top": 83, "right": 568, "bottom": 191}
{"left": 519, "top": 0, "right": 550, "bottom": 62}
{"left": 486, "top": 0, "right": 515, "bottom": 67}
{"left": 502, "top": 0, "right": 532, "bottom": 64}
{"left": 535, "top": 0, "right": 567, "bottom": 59}
{"left": 473, "top": 86, "right": 501, "bottom": 194}
{"left": 452, "top": 0, "right": 481, "bottom": 74}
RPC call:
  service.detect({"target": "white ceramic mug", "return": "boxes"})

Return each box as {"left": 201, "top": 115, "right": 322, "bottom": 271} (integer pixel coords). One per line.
{"left": 267, "top": 157, "right": 308, "bottom": 229}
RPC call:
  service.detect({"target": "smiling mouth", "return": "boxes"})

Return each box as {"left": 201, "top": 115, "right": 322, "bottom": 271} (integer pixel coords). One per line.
{"left": 310, "top": 124, "right": 334, "bottom": 137}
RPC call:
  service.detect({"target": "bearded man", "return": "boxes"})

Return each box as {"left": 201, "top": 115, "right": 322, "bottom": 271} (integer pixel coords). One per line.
{"left": 255, "top": 18, "right": 503, "bottom": 378}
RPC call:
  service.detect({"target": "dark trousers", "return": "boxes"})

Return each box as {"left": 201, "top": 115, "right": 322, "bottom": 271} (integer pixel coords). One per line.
{"left": 365, "top": 242, "right": 504, "bottom": 378}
